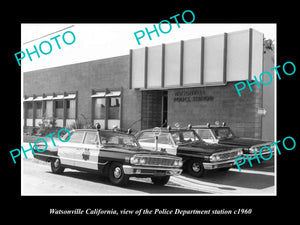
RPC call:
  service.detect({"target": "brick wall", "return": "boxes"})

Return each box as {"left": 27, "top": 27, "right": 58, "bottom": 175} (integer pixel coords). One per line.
{"left": 23, "top": 55, "right": 142, "bottom": 131}
{"left": 168, "top": 81, "right": 263, "bottom": 138}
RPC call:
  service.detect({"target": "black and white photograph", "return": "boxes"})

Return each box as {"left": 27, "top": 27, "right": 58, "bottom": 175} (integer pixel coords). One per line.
{"left": 4, "top": 5, "right": 298, "bottom": 221}
{"left": 20, "top": 23, "right": 276, "bottom": 196}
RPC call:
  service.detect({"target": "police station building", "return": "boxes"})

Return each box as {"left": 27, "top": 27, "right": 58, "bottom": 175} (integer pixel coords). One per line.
{"left": 23, "top": 28, "right": 275, "bottom": 140}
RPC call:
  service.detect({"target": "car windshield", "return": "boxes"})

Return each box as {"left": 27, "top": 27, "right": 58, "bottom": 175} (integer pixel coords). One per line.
{"left": 171, "top": 130, "right": 201, "bottom": 144}
{"left": 100, "top": 131, "right": 139, "bottom": 148}
{"left": 212, "top": 127, "right": 235, "bottom": 140}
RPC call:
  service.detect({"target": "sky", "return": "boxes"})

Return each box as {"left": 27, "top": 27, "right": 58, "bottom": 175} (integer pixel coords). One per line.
{"left": 20, "top": 23, "right": 276, "bottom": 72}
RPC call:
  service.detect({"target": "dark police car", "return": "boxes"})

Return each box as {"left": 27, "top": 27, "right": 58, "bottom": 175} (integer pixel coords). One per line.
{"left": 192, "top": 122, "right": 275, "bottom": 160}
{"left": 135, "top": 126, "right": 243, "bottom": 177}
{"left": 33, "top": 124, "right": 182, "bottom": 186}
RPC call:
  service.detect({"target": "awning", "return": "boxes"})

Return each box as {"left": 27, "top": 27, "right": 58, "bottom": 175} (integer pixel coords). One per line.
{"left": 23, "top": 97, "right": 34, "bottom": 102}
{"left": 64, "top": 94, "right": 76, "bottom": 99}
{"left": 91, "top": 91, "right": 121, "bottom": 98}
{"left": 105, "top": 91, "right": 121, "bottom": 97}
{"left": 91, "top": 92, "right": 106, "bottom": 98}
{"left": 24, "top": 93, "right": 77, "bottom": 101}
{"left": 52, "top": 94, "right": 64, "bottom": 100}
{"left": 33, "top": 96, "right": 43, "bottom": 101}
{"left": 43, "top": 95, "right": 53, "bottom": 100}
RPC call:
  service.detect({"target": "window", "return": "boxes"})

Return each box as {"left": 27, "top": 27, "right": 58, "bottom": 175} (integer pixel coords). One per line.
{"left": 25, "top": 102, "right": 33, "bottom": 118}
{"left": 94, "top": 98, "right": 105, "bottom": 119}
{"left": 35, "top": 101, "right": 43, "bottom": 118}
{"left": 171, "top": 131, "right": 200, "bottom": 144}
{"left": 66, "top": 99, "right": 76, "bottom": 119}
{"left": 138, "top": 132, "right": 155, "bottom": 144}
{"left": 196, "top": 129, "right": 214, "bottom": 140}
{"left": 100, "top": 131, "right": 138, "bottom": 147}
{"left": 158, "top": 133, "right": 173, "bottom": 145}
{"left": 108, "top": 97, "right": 120, "bottom": 119}
{"left": 55, "top": 100, "right": 64, "bottom": 119}
{"left": 69, "top": 131, "right": 85, "bottom": 143}
{"left": 213, "top": 128, "right": 234, "bottom": 140}
{"left": 83, "top": 132, "right": 98, "bottom": 145}
{"left": 45, "top": 101, "right": 53, "bottom": 117}
{"left": 138, "top": 132, "right": 172, "bottom": 145}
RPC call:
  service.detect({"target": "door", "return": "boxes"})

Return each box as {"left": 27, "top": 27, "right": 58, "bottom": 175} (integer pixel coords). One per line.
{"left": 137, "top": 131, "right": 177, "bottom": 155}
{"left": 161, "top": 91, "right": 168, "bottom": 127}
{"left": 58, "top": 130, "right": 85, "bottom": 166}
{"left": 77, "top": 131, "right": 100, "bottom": 171}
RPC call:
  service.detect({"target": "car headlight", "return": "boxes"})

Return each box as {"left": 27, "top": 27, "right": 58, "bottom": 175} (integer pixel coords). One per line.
{"left": 35, "top": 144, "right": 47, "bottom": 152}
{"left": 237, "top": 149, "right": 244, "bottom": 156}
{"left": 209, "top": 154, "right": 221, "bottom": 162}
{"left": 130, "top": 156, "right": 146, "bottom": 165}
{"left": 173, "top": 159, "right": 183, "bottom": 167}
{"left": 249, "top": 146, "right": 258, "bottom": 153}
{"left": 130, "top": 156, "right": 139, "bottom": 164}
{"left": 139, "top": 158, "right": 146, "bottom": 164}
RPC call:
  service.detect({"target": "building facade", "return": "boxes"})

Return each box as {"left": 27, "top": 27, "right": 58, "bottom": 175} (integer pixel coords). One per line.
{"left": 23, "top": 28, "right": 274, "bottom": 140}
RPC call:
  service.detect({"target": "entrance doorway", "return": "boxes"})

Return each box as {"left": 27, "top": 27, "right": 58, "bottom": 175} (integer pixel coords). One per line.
{"left": 141, "top": 90, "right": 168, "bottom": 129}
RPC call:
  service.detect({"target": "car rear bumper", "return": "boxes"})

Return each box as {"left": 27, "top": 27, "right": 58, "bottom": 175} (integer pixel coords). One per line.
{"left": 203, "top": 158, "right": 243, "bottom": 170}
{"left": 122, "top": 165, "right": 182, "bottom": 176}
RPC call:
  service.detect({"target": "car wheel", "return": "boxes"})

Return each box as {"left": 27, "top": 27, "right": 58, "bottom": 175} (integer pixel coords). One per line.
{"left": 151, "top": 176, "right": 170, "bottom": 186}
{"left": 51, "top": 158, "right": 65, "bottom": 174}
{"left": 186, "top": 159, "right": 205, "bottom": 177}
{"left": 108, "top": 162, "right": 129, "bottom": 186}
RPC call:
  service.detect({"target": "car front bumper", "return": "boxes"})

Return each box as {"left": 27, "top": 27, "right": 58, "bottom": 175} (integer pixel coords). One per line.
{"left": 202, "top": 158, "right": 243, "bottom": 170}
{"left": 122, "top": 165, "right": 182, "bottom": 176}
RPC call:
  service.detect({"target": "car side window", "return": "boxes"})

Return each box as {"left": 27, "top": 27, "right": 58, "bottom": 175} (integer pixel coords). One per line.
{"left": 138, "top": 132, "right": 155, "bottom": 144}
{"left": 83, "top": 132, "right": 98, "bottom": 145}
{"left": 68, "top": 131, "right": 85, "bottom": 143}
{"left": 196, "top": 129, "right": 214, "bottom": 140}
{"left": 138, "top": 132, "right": 172, "bottom": 145}
{"left": 158, "top": 133, "right": 172, "bottom": 145}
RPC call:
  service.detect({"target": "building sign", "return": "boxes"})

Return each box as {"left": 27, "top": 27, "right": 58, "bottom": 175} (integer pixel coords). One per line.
{"left": 173, "top": 89, "right": 214, "bottom": 102}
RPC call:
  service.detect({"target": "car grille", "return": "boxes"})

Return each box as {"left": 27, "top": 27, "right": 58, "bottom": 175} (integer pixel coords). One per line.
{"left": 218, "top": 150, "right": 241, "bottom": 160}
{"left": 143, "top": 157, "right": 176, "bottom": 167}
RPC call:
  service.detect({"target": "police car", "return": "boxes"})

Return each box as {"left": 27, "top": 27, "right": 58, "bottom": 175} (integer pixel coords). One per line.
{"left": 192, "top": 122, "right": 274, "bottom": 160}
{"left": 33, "top": 124, "right": 182, "bottom": 186}
{"left": 135, "top": 125, "right": 243, "bottom": 178}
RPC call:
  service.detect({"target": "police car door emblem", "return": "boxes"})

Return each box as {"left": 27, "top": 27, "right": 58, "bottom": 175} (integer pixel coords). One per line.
{"left": 82, "top": 149, "right": 90, "bottom": 160}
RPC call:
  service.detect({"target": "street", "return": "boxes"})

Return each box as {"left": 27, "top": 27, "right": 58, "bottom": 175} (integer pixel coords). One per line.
{"left": 21, "top": 157, "right": 275, "bottom": 195}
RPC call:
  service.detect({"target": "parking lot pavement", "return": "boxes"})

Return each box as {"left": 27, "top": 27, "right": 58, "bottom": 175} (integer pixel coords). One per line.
{"left": 172, "top": 158, "right": 275, "bottom": 195}
{"left": 21, "top": 155, "right": 275, "bottom": 195}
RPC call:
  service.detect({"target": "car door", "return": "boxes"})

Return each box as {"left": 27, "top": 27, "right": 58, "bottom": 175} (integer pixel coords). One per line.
{"left": 138, "top": 132, "right": 177, "bottom": 155}
{"left": 77, "top": 131, "right": 100, "bottom": 171}
{"left": 58, "top": 130, "right": 85, "bottom": 166}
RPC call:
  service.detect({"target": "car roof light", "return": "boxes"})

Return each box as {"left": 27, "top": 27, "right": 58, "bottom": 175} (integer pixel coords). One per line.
{"left": 95, "top": 123, "right": 101, "bottom": 131}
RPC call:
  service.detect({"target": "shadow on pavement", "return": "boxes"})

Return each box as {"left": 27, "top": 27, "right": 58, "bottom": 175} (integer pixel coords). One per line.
{"left": 48, "top": 170, "right": 207, "bottom": 194}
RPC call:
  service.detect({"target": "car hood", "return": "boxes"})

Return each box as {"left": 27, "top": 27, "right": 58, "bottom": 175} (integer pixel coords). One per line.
{"left": 34, "top": 136, "right": 59, "bottom": 151}
{"left": 218, "top": 137, "right": 270, "bottom": 148}
{"left": 177, "top": 141, "right": 240, "bottom": 156}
